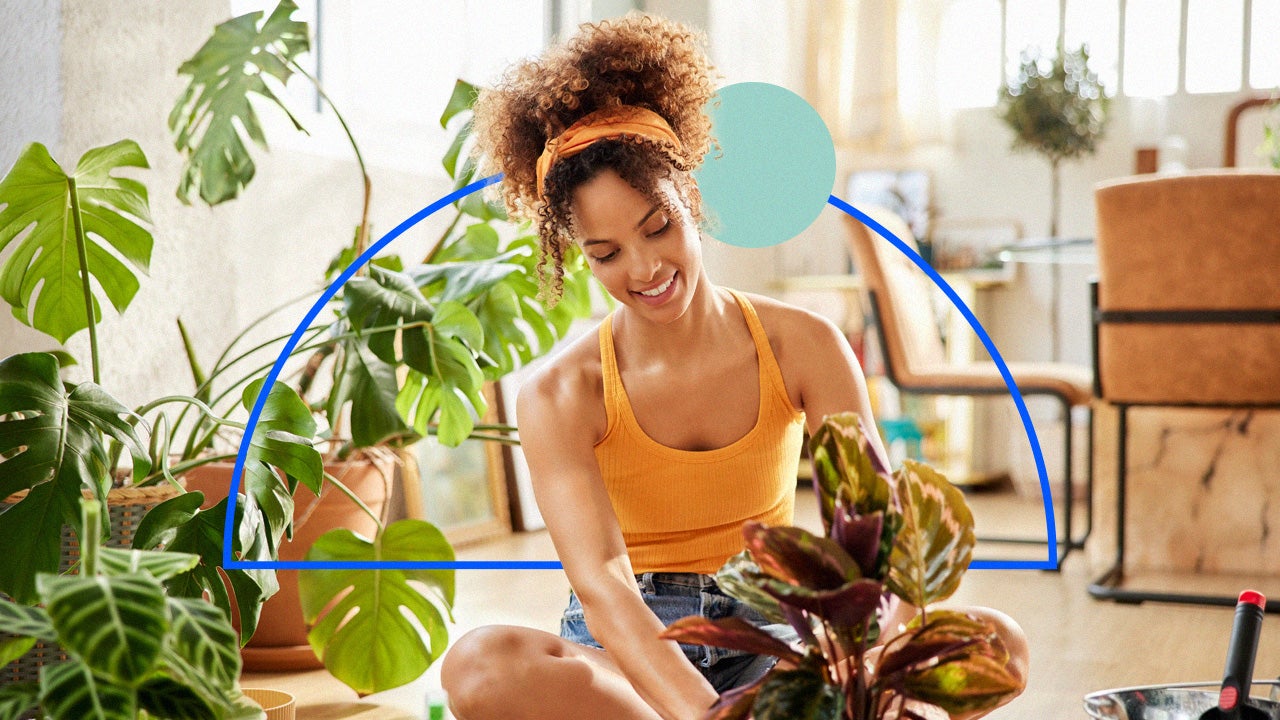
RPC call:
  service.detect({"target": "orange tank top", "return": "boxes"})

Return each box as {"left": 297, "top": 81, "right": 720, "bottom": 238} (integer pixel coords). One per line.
{"left": 593, "top": 288, "right": 806, "bottom": 574}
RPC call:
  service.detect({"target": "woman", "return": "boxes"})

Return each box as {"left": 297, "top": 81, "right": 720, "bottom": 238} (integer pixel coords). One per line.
{"left": 441, "top": 13, "right": 1026, "bottom": 720}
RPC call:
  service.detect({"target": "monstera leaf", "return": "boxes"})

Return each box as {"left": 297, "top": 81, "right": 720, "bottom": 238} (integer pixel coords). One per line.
{"left": 241, "top": 378, "right": 322, "bottom": 549}
{"left": 300, "top": 519, "right": 455, "bottom": 695}
{"left": 170, "top": 0, "right": 309, "bottom": 206}
{"left": 885, "top": 460, "right": 976, "bottom": 609}
{"left": 0, "top": 140, "right": 152, "bottom": 345}
{"left": 0, "top": 352, "right": 150, "bottom": 604}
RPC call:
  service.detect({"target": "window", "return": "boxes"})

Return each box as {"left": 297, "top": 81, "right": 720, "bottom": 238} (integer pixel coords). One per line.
{"left": 937, "top": 0, "right": 1002, "bottom": 109}
{"left": 1251, "top": 0, "right": 1280, "bottom": 89}
{"left": 1185, "top": 0, "right": 1243, "bottom": 94}
{"left": 229, "top": 0, "right": 549, "bottom": 175}
{"left": 934, "top": 0, "right": 1274, "bottom": 108}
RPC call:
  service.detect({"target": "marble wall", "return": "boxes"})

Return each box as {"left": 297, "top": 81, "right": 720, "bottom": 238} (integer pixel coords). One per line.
{"left": 1090, "top": 402, "right": 1280, "bottom": 575}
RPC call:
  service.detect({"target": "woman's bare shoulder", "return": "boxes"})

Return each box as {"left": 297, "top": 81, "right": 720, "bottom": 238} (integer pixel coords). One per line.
{"left": 736, "top": 291, "right": 843, "bottom": 348}
{"left": 518, "top": 322, "right": 609, "bottom": 441}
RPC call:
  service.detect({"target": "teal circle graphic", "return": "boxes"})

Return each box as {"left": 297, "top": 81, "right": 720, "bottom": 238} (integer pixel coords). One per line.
{"left": 694, "top": 82, "right": 836, "bottom": 249}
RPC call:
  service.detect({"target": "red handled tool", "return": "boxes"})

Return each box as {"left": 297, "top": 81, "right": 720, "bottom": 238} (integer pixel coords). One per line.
{"left": 1200, "top": 590, "right": 1269, "bottom": 720}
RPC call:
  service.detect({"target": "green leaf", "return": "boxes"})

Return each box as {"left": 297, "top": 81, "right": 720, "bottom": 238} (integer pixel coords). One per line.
{"left": 166, "top": 596, "right": 241, "bottom": 688}
{"left": 0, "top": 682, "right": 39, "bottom": 720}
{"left": 329, "top": 338, "right": 413, "bottom": 449}
{"left": 714, "top": 550, "right": 786, "bottom": 624}
{"left": 40, "top": 660, "right": 135, "bottom": 720}
{"left": 432, "top": 300, "right": 484, "bottom": 348}
{"left": 171, "top": 0, "right": 310, "bottom": 206}
{"left": 0, "top": 353, "right": 150, "bottom": 602}
{"left": 146, "top": 496, "right": 278, "bottom": 646}
{"left": 0, "top": 634, "right": 38, "bottom": 667}
{"left": 886, "top": 460, "right": 976, "bottom": 608}
{"left": 300, "top": 519, "right": 455, "bottom": 695}
{"left": 96, "top": 546, "right": 200, "bottom": 581}
{"left": 132, "top": 489, "right": 204, "bottom": 551}
{"left": 441, "top": 117, "right": 472, "bottom": 179}
{"left": 0, "top": 140, "right": 152, "bottom": 345}
{"left": 808, "top": 412, "right": 892, "bottom": 532}
{"left": 0, "top": 593, "right": 55, "bottom": 642}
{"left": 137, "top": 676, "right": 218, "bottom": 720}
{"left": 751, "top": 667, "right": 844, "bottom": 720}
{"left": 439, "top": 78, "right": 478, "bottom": 129}
{"left": 42, "top": 572, "right": 167, "bottom": 684}
{"left": 241, "top": 378, "right": 321, "bottom": 545}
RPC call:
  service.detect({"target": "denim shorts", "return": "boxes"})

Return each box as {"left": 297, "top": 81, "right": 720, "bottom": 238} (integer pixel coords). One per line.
{"left": 559, "top": 572, "right": 800, "bottom": 693}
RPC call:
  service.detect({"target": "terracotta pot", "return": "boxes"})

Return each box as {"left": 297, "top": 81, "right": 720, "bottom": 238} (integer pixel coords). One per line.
{"left": 181, "top": 455, "right": 393, "bottom": 670}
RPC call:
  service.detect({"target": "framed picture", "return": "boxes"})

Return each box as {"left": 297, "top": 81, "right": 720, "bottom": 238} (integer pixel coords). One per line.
{"left": 396, "top": 382, "right": 512, "bottom": 546}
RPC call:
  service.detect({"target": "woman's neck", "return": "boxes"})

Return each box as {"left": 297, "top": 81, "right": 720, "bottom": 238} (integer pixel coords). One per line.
{"left": 613, "top": 271, "right": 735, "bottom": 362}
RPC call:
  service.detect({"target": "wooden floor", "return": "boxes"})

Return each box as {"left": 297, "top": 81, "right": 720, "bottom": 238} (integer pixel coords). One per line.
{"left": 244, "top": 487, "right": 1280, "bottom": 719}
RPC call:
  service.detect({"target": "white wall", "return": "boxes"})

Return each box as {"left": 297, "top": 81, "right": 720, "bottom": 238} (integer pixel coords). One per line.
{"left": 0, "top": 1, "right": 457, "bottom": 414}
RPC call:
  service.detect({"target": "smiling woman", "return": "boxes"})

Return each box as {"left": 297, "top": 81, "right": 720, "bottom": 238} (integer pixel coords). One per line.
{"left": 440, "top": 11, "right": 1026, "bottom": 720}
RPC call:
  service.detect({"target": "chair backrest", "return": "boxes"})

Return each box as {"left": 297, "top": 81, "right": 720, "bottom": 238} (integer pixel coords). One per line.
{"left": 843, "top": 205, "right": 948, "bottom": 386}
{"left": 1093, "top": 170, "right": 1280, "bottom": 405}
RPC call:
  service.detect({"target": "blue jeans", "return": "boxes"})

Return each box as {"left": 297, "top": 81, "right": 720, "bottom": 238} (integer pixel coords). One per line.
{"left": 559, "top": 572, "right": 800, "bottom": 693}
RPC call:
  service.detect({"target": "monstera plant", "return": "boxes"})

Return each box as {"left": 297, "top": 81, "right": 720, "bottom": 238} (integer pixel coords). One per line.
{"left": 662, "top": 413, "right": 1022, "bottom": 720}
{"left": 155, "top": 0, "right": 596, "bottom": 695}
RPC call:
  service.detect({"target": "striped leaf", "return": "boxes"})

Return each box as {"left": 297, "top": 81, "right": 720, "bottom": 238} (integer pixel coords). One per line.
{"left": 98, "top": 546, "right": 200, "bottom": 581}
{"left": 167, "top": 597, "right": 241, "bottom": 687}
{"left": 137, "top": 676, "right": 217, "bottom": 720}
{"left": 885, "top": 461, "right": 976, "bottom": 608}
{"left": 0, "top": 599, "right": 55, "bottom": 640}
{"left": 0, "top": 681, "right": 39, "bottom": 720}
{"left": 159, "top": 648, "right": 265, "bottom": 720}
{"left": 40, "top": 659, "right": 135, "bottom": 720}
{"left": 42, "top": 572, "right": 167, "bottom": 684}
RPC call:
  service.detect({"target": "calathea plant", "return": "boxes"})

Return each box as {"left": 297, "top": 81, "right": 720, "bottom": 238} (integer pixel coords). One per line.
{"left": 662, "top": 413, "right": 1021, "bottom": 720}
{"left": 0, "top": 498, "right": 264, "bottom": 720}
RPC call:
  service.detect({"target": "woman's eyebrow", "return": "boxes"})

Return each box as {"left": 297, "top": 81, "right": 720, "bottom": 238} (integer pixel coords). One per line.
{"left": 583, "top": 205, "right": 661, "bottom": 246}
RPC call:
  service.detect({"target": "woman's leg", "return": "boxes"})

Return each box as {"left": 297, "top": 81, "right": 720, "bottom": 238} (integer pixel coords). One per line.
{"left": 441, "top": 625, "right": 664, "bottom": 720}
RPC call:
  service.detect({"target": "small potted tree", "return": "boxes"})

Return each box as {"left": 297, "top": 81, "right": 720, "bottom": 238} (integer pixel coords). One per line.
{"left": 997, "top": 44, "right": 1110, "bottom": 238}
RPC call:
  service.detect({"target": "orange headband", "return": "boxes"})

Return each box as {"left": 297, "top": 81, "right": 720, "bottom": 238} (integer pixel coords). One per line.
{"left": 535, "top": 105, "right": 682, "bottom": 198}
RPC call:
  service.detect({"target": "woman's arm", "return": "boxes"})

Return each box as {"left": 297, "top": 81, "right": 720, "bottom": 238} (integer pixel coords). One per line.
{"left": 517, "top": 363, "right": 718, "bottom": 720}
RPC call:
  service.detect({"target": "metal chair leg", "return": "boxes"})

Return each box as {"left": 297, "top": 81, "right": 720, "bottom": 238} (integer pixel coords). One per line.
{"left": 1087, "top": 404, "right": 1280, "bottom": 612}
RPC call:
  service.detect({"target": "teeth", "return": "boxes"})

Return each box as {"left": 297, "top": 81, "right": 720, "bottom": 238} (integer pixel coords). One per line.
{"left": 639, "top": 276, "right": 674, "bottom": 297}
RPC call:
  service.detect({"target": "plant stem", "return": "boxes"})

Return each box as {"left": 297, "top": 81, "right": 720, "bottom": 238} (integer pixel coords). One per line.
{"left": 67, "top": 177, "right": 100, "bottom": 385}
{"left": 80, "top": 497, "right": 101, "bottom": 577}
{"left": 1049, "top": 156, "right": 1061, "bottom": 238}
{"left": 290, "top": 61, "right": 371, "bottom": 265}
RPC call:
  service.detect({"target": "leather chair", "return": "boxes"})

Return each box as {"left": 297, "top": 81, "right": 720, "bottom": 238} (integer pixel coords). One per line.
{"left": 844, "top": 205, "right": 1093, "bottom": 567}
{"left": 1087, "top": 170, "right": 1280, "bottom": 611}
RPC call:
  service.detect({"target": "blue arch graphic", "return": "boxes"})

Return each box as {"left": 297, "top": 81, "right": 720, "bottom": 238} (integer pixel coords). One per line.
{"left": 224, "top": 178, "right": 1059, "bottom": 571}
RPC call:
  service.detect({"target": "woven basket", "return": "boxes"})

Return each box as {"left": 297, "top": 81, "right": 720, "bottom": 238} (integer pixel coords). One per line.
{"left": 1, "top": 483, "right": 183, "bottom": 686}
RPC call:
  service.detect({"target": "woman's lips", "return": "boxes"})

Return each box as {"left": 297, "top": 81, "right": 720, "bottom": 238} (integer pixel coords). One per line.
{"left": 631, "top": 271, "right": 678, "bottom": 306}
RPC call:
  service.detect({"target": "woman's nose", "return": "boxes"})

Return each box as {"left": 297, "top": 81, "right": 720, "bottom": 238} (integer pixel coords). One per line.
{"left": 628, "top": 247, "right": 662, "bottom": 282}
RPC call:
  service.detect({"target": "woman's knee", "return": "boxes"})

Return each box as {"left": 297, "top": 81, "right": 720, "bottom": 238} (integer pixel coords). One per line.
{"left": 441, "top": 626, "right": 552, "bottom": 714}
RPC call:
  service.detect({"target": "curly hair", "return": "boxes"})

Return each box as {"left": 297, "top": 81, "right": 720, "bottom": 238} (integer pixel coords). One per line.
{"left": 471, "top": 12, "right": 717, "bottom": 301}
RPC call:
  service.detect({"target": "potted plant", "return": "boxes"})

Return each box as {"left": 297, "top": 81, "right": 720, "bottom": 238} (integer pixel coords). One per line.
{"left": 997, "top": 44, "right": 1110, "bottom": 238}
{"left": 154, "top": 0, "right": 596, "bottom": 691}
{"left": 661, "top": 413, "right": 1022, "bottom": 720}
{"left": 0, "top": 497, "right": 267, "bottom": 720}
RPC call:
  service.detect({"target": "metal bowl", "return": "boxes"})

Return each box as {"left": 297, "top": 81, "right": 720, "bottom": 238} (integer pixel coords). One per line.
{"left": 1084, "top": 681, "right": 1280, "bottom": 719}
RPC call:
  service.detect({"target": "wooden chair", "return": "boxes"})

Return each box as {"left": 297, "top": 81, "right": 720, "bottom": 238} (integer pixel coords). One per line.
{"left": 844, "top": 206, "right": 1093, "bottom": 567}
{"left": 1087, "top": 170, "right": 1280, "bottom": 611}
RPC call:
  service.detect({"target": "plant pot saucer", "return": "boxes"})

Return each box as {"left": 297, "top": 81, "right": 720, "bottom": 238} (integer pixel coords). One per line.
{"left": 241, "top": 644, "right": 324, "bottom": 671}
